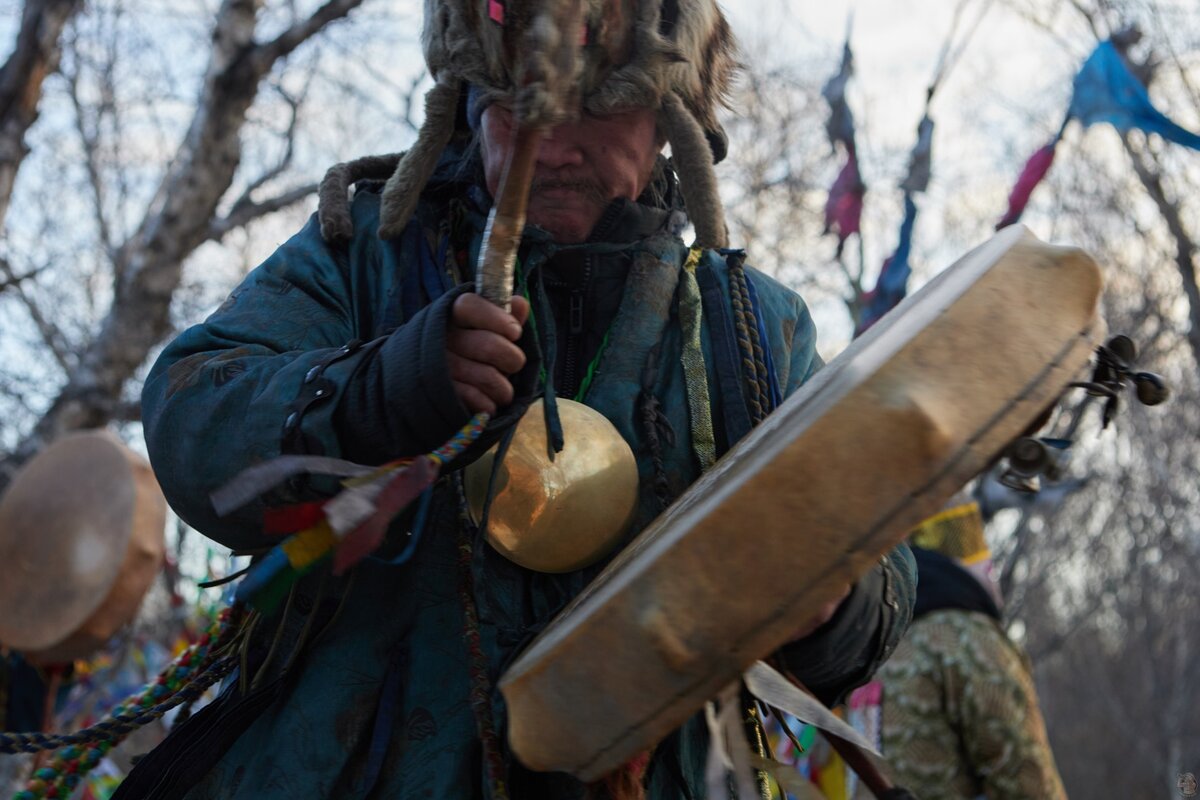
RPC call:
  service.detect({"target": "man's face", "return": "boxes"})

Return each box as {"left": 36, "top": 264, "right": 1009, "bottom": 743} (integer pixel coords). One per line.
{"left": 479, "top": 103, "right": 661, "bottom": 244}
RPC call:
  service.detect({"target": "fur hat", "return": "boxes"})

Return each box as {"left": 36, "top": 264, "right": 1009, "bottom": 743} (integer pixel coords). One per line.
{"left": 365, "top": 0, "right": 740, "bottom": 247}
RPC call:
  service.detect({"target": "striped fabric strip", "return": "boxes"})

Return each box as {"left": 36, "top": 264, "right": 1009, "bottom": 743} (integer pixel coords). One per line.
{"left": 679, "top": 247, "right": 717, "bottom": 472}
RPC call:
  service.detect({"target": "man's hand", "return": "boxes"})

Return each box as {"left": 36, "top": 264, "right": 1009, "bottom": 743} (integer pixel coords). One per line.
{"left": 448, "top": 294, "right": 530, "bottom": 415}
{"left": 789, "top": 582, "right": 851, "bottom": 641}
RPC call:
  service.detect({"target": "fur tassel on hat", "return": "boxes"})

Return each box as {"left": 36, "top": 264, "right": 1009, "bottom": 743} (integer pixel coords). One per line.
{"left": 318, "top": 153, "right": 402, "bottom": 242}
{"left": 377, "top": 79, "right": 462, "bottom": 239}
{"left": 660, "top": 91, "right": 727, "bottom": 249}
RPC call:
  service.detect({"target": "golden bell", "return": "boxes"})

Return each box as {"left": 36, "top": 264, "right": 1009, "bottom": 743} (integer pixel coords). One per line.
{"left": 465, "top": 398, "right": 639, "bottom": 573}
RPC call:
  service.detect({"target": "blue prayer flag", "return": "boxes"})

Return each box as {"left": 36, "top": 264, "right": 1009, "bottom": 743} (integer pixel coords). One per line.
{"left": 858, "top": 193, "right": 918, "bottom": 333}
{"left": 1069, "top": 41, "right": 1200, "bottom": 150}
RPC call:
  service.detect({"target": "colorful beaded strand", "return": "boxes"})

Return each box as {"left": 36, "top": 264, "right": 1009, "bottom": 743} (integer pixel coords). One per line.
{"left": 9, "top": 606, "right": 244, "bottom": 799}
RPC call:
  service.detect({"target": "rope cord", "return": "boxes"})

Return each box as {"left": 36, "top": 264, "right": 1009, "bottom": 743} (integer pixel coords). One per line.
{"left": 453, "top": 475, "right": 510, "bottom": 800}
{"left": 6, "top": 606, "right": 245, "bottom": 800}
{"left": 726, "top": 253, "right": 779, "bottom": 800}
{"left": 728, "top": 255, "right": 769, "bottom": 425}
{"left": 927, "top": 0, "right": 996, "bottom": 101}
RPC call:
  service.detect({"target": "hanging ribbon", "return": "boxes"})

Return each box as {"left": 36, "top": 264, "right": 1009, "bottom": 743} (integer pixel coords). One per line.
{"left": 1070, "top": 40, "right": 1200, "bottom": 149}
{"left": 822, "top": 40, "right": 857, "bottom": 151}
{"left": 820, "top": 32, "right": 865, "bottom": 258}
{"left": 823, "top": 147, "right": 865, "bottom": 256}
{"left": 900, "top": 115, "right": 934, "bottom": 195}
{"left": 858, "top": 193, "right": 918, "bottom": 333}
{"left": 855, "top": 0, "right": 999, "bottom": 331}
{"left": 996, "top": 135, "right": 1063, "bottom": 230}
{"left": 219, "top": 414, "right": 490, "bottom": 611}
{"left": 855, "top": 112, "right": 930, "bottom": 332}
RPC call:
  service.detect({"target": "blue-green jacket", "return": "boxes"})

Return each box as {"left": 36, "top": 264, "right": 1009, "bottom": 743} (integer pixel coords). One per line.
{"left": 122, "top": 151, "right": 915, "bottom": 799}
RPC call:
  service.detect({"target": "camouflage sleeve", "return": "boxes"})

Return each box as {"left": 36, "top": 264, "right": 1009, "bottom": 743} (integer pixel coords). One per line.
{"left": 954, "top": 616, "right": 1069, "bottom": 800}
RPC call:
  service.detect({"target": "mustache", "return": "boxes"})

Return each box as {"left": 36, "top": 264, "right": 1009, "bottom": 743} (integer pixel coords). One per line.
{"left": 529, "top": 176, "right": 607, "bottom": 205}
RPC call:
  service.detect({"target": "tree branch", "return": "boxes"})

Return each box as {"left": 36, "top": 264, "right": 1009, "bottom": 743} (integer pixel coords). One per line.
{"left": 0, "top": 258, "right": 43, "bottom": 295}
{"left": 0, "top": 257, "right": 72, "bottom": 371}
{"left": 0, "top": 0, "right": 87, "bottom": 228}
{"left": 252, "top": 0, "right": 363, "bottom": 71}
{"left": 1123, "top": 134, "right": 1200, "bottom": 376}
{"left": 206, "top": 181, "right": 317, "bottom": 242}
{"left": 63, "top": 35, "right": 120, "bottom": 263}
{"left": 224, "top": 76, "right": 309, "bottom": 215}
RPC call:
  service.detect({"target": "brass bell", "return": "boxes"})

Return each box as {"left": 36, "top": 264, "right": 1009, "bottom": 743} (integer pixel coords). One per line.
{"left": 465, "top": 398, "right": 639, "bottom": 573}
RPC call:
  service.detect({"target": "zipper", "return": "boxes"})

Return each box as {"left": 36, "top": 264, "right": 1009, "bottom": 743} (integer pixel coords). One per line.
{"left": 558, "top": 259, "right": 591, "bottom": 398}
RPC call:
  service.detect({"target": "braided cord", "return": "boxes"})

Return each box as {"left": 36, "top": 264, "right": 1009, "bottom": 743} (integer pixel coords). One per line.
{"left": 727, "top": 255, "right": 768, "bottom": 425}
{"left": 727, "top": 254, "right": 781, "bottom": 800}
{"left": 454, "top": 476, "right": 510, "bottom": 800}
{"left": 6, "top": 606, "right": 245, "bottom": 800}
{"left": 730, "top": 260, "right": 772, "bottom": 419}
{"left": 431, "top": 412, "right": 490, "bottom": 466}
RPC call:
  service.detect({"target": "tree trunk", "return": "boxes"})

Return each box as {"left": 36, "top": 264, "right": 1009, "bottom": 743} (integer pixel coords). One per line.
{"left": 0, "top": 0, "right": 86, "bottom": 230}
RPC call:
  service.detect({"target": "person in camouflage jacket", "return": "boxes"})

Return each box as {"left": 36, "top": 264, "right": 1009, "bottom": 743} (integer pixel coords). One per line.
{"left": 875, "top": 504, "right": 1067, "bottom": 800}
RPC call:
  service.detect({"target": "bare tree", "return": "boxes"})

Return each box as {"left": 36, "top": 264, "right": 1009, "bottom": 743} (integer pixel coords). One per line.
{"left": 958, "top": 3, "right": 1200, "bottom": 793}
{"left": 21, "top": 0, "right": 364, "bottom": 452}
{"left": 720, "top": 58, "right": 833, "bottom": 295}
{"left": 0, "top": 0, "right": 420, "bottom": 482}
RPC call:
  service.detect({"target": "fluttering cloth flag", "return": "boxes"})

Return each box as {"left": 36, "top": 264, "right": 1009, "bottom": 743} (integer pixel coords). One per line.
{"left": 824, "top": 148, "right": 865, "bottom": 255}
{"left": 998, "top": 37, "right": 1200, "bottom": 229}
{"left": 1069, "top": 40, "right": 1200, "bottom": 149}
{"left": 858, "top": 193, "right": 918, "bottom": 333}
{"left": 900, "top": 115, "right": 935, "bottom": 194}
{"left": 856, "top": 112, "right": 933, "bottom": 333}
{"left": 822, "top": 41, "right": 857, "bottom": 149}
{"left": 821, "top": 38, "right": 863, "bottom": 257}
{"left": 996, "top": 140, "right": 1060, "bottom": 230}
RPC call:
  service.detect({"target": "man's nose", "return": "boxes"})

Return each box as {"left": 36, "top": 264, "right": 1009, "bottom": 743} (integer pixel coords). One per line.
{"left": 537, "top": 125, "right": 585, "bottom": 169}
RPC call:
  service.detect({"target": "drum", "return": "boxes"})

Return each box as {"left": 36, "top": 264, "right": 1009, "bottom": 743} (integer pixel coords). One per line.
{"left": 0, "top": 430, "right": 167, "bottom": 665}
{"left": 498, "top": 226, "right": 1106, "bottom": 779}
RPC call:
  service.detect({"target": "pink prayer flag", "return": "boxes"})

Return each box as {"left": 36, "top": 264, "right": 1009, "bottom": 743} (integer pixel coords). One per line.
{"left": 997, "top": 142, "right": 1058, "bottom": 229}
{"left": 824, "top": 151, "right": 865, "bottom": 247}
{"left": 333, "top": 457, "right": 436, "bottom": 574}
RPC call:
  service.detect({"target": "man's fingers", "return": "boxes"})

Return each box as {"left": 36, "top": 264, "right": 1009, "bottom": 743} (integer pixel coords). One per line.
{"left": 449, "top": 354, "right": 515, "bottom": 409}
{"left": 509, "top": 295, "right": 530, "bottom": 328}
{"left": 447, "top": 293, "right": 529, "bottom": 415}
{"left": 452, "top": 293, "right": 524, "bottom": 341}
{"left": 447, "top": 328, "right": 526, "bottom": 375}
